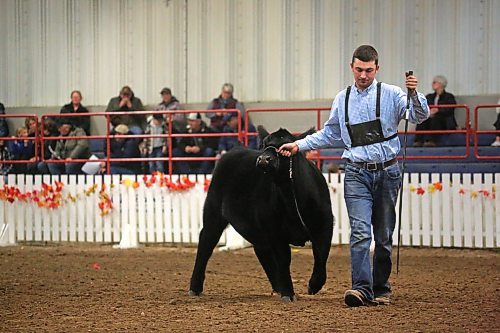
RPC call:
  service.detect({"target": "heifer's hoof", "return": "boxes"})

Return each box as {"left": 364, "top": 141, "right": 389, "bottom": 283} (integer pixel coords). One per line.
{"left": 188, "top": 290, "right": 202, "bottom": 297}
{"left": 281, "top": 295, "right": 297, "bottom": 303}
{"left": 307, "top": 284, "right": 321, "bottom": 295}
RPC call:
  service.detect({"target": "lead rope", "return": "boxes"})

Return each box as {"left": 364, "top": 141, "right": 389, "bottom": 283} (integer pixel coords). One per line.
{"left": 289, "top": 157, "right": 311, "bottom": 236}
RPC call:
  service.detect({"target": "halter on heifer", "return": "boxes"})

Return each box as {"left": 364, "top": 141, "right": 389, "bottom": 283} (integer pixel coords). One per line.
{"left": 259, "top": 145, "right": 310, "bottom": 237}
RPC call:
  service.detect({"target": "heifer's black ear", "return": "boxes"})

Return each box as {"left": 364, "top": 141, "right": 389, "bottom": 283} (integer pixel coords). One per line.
{"left": 295, "top": 127, "right": 316, "bottom": 140}
{"left": 257, "top": 125, "right": 270, "bottom": 140}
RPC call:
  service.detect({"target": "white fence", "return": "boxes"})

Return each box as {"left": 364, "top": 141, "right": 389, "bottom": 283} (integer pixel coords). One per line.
{"left": 0, "top": 173, "right": 498, "bottom": 248}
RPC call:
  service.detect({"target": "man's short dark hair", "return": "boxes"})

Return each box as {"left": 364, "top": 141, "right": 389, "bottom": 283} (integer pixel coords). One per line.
{"left": 351, "top": 45, "right": 378, "bottom": 65}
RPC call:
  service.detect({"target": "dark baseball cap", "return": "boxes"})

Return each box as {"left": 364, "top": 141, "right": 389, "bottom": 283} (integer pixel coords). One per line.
{"left": 160, "top": 87, "right": 172, "bottom": 95}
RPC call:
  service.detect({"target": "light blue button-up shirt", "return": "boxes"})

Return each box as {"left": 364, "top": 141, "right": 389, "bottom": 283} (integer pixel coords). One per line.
{"left": 296, "top": 79, "right": 429, "bottom": 162}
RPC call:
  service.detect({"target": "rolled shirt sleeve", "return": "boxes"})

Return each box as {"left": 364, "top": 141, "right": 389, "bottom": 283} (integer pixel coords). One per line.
{"left": 296, "top": 95, "right": 342, "bottom": 151}
{"left": 394, "top": 88, "right": 430, "bottom": 124}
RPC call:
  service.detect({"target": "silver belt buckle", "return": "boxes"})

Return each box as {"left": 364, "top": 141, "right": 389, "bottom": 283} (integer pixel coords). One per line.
{"left": 366, "top": 162, "right": 378, "bottom": 171}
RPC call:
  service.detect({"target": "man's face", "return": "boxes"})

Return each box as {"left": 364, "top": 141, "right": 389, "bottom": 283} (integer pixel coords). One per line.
{"left": 161, "top": 93, "right": 172, "bottom": 103}
{"left": 227, "top": 117, "right": 238, "bottom": 129}
{"left": 120, "top": 91, "right": 131, "bottom": 99}
{"left": 58, "top": 124, "right": 72, "bottom": 136}
{"left": 71, "top": 93, "right": 81, "bottom": 105}
{"left": 221, "top": 90, "right": 232, "bottom": 100}
{"left": 188, "top": 119, "right": 201, "bottom": 132}
{"left": 350, "top": 58, "right": 379, "bottom": 90}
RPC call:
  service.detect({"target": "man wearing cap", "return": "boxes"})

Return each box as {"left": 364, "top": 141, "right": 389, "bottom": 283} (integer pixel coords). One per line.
{"left": 206, "top": 83, "right": 246, "bottom": 132}
{"left": 155, "top": 87, "right": 185, "bottom": 133}
{"left": 218, "top": 112, "right": 258, "bottom": 154}
{"left": 414, "top": 75, "right": 457, "bottom": 147}
{"left": 172, "top": 112, "right": 218, "bottom": 174}
{"left": 106, "top": 86, "right": 146, "bottom": 134}
{"left": 38, "top": 119, "right": 90, "bottom": 175}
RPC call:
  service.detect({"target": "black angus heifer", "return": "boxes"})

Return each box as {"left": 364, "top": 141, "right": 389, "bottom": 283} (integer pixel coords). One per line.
{"left": 189, "top": 127, "right": 334, "bottom": 302}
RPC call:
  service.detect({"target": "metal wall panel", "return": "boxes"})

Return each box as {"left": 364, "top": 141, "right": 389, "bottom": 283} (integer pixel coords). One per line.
{"left": 0, "top": 0, "right": 498, "bottom": 107}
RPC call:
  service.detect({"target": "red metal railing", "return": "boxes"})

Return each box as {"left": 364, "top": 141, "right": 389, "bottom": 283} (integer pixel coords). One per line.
{"left": 40, "top": 109, "right": 241, "bottom": 176}
{"left": 1, "top": 104, "right": 497, "bottom": 176}
{"left": 474, "top": 104, "right": 500, "bottom": 160}
{"left": 402, "top": 104, "right": 471, "bottom": 160}
{"left": 246, "top": 105, "right": 472, "bottom": 165}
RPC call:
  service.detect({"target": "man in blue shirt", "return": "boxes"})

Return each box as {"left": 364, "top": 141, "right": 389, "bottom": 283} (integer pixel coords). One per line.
{"left": 279, "top": 45, "right": 429, "bottom": 307}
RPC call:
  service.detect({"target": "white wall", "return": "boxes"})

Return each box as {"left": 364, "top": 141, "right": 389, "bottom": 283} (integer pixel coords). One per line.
{"left": 0, "top": 0, "right": 499, "bottom": 107}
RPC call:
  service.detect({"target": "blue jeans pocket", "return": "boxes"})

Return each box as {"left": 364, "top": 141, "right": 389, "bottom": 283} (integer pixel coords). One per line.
{"left": 384, "top": 163, "right": 401, "bottom": 180}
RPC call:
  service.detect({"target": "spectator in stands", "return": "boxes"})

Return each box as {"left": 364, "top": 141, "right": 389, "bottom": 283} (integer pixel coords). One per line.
{"left": 25, "top": 117, "right": 38, "bottom": 137}
{"left": 8, "top": 127, "right": 35, "bottom": 174}
{"left": 217, "top": 112, "right": 257, "bottom": 155}
{"left": 106, "top": 86, "right": 145, "bottom": 134}
{"left": 60, "top": 90, "right": 91, "bottom": 135}
{"left": 0, "top": 139, "right": 13, "bottom": 175}
{"left": 0, "top": 102, "right": 9, "bottom": 137}
{"left": 172, "top": 112, "right": 217, "bottom": 174}
{"left": 38, "top": 119, "right": 90, "bottom": 175}
{"left": 107, "top": 124, "right": 141, "bottom": 174}
{"left": 206, "top": 83, "right": 245, "bottom": 132}
{"left": 33, "top": 118, "right": 59, "bottom": 174}
{"left": 492, "top": 99, "right": 500, "bottom": 147}
{"left": 142, "top": 114, "right": 168, "bottom": 173}
{"left": 414, "top": 75, "right": 457, "bottom": 147}
{"left": 155, "top": 87, "right": 185, "bottom": 133}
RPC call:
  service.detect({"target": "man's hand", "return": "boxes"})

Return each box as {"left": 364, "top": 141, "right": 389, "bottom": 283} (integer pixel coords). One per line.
{"left": 278, "top": 142, "right": 299, "bottom": 157}
{"left": 430, "top": 107, "right": 439, "bottom": 117}
{"left": 119, "top": 97, "right": 132, "bottom": 108}
{"left": 191, "top": 146, "right": 201, "bottom": 154}
{"left": 405, "top": 74, "right": 418, "bottom": 95}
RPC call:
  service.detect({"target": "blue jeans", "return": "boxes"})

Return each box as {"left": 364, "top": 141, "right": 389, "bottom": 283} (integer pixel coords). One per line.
{"left": 38, "top": 161, "right": 84, "bottom": 175}
{"left": 343, "top": 162, "right": 401, "bottom": 300}
{"left": 110, "top": 165, "right": 136, "bottom": 174}
{"left": 149, "top": 147, "right": 165, "bottom": 173}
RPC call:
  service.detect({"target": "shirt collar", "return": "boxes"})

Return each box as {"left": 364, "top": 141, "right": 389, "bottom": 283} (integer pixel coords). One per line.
{"left": 353, "top": 79, "right": 378, "bottom": 95}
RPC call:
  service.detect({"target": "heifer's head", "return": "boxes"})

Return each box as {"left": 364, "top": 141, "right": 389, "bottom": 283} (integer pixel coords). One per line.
{"left": 255, "top": 126, "right": 315, "bottom": 176}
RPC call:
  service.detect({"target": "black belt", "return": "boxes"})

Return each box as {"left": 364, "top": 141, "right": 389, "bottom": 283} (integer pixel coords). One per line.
{"left": 347, "top": 158, "right": 397, "bottom": 171}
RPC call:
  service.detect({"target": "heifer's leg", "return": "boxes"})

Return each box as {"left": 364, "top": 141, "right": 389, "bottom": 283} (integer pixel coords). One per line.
{"left": 189, "top": 212, "right": 228, "bottom": 296}
{"left": 273, "top": 241, "right": 295, "bottom": 302}
{"left": 308, "top": 221, "right": 333, "bottom": 295}
{"left": 253, "top": 245, "right": 279, "bottom": 294}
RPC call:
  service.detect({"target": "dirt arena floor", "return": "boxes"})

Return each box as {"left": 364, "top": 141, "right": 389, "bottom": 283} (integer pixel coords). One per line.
{"left": 0, "top": 244, "right": 498, "bottom": 333}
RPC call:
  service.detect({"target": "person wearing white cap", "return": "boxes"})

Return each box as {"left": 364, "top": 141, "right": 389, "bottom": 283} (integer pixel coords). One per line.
{"left": 414, "top": 75, "right": 457, "bottom": 147}
{"left": 172, "top": 113, "right": 218, "bottom": 174}
{"left": 107, "top": 124, "right": 141, "bottom": 174}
